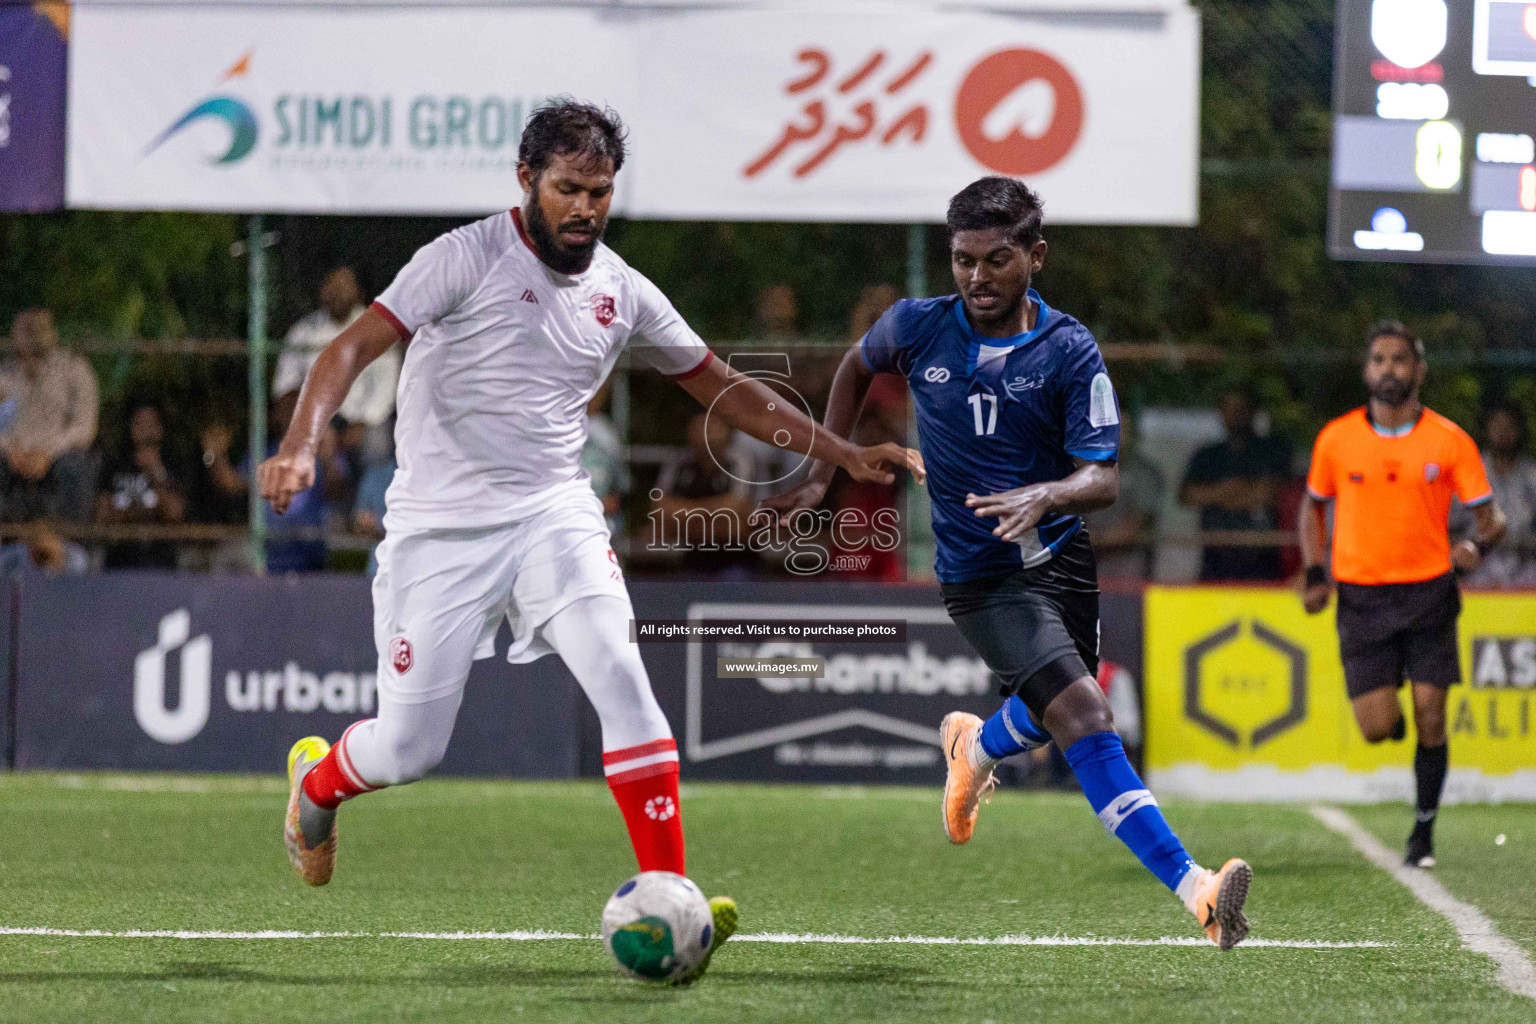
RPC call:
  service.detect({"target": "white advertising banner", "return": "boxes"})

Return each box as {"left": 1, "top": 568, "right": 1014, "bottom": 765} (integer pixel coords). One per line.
{"left": 67, "top": 5, "right": 1200, "bottom": 223}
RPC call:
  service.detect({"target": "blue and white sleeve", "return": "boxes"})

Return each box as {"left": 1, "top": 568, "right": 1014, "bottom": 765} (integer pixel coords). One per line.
{"left": 858, "top": 304, "right": 914, "bottom": 377}
{"left": 1061, "top": 334, "right": 1120, "bottom": 461}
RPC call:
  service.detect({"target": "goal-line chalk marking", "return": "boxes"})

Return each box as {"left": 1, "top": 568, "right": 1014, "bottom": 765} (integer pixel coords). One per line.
{"left": 1311, "top": 805, "right": 1536, "bottom": 1001}
{"left": 0, "top": 926, "right": 1384, "bottom": 949}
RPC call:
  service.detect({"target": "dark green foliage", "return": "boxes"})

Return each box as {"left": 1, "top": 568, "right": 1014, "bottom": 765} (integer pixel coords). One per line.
{"left": 1, "top": 1, "right": 1533, "bottom": 449}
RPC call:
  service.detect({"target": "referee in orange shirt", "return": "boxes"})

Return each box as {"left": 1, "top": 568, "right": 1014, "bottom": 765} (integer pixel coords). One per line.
{"left": 1299, "top": 322, "right": 1506, "bottom": 869}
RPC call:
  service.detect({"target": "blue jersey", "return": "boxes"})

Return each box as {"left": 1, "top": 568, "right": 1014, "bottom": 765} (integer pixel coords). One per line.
{"left": 861, "top": 290, "right": 1120, "bottom": 583}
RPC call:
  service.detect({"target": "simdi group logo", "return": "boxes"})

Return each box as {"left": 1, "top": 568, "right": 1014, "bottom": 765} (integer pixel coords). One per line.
{"left": 144, "top": 50, "right": 259, "bottom": 165}
{"left": 142, "top": 47, "right": 550, "bottom": 170}
{"left": 133, "top": 609, "right": 378, "bottom": 745}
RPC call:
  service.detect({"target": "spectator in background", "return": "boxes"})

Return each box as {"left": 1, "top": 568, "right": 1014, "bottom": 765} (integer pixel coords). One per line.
{"left": 1456, "top": 402, "right": 1536, "bottom": 586}
{"left": 0, "top": 308, "right": 99, "bottom": 522}
{"left": 754, "top": 283, "right": 799, "bottom": 340}
{"left": 95, "top": 401, "right": 188, "bottom": 570}
{"left": 0, "top": 521, "right": 88, "bottom": 576}
{"left": 190, "top": 419, "right": 250, "bottom": 526}
{"left": 205, "top": 389, "right": 349, "bottom": 572}
{"left": 352, "top": 426, "right": 395, "bottom": 578}
{"left": 1083, "top": 412, "right": 1163, "bottom": 581}
{"left": 1179, "top": 386, "right": 1292, "bottom": 581}
{"left": 272, "top": 267, "right": 400, "bottom": 470}
{"left": 849, "top": 284, "right": 901, "bottom": 341}
{"left": 652, "top": 412, "right": 755, "bottom": 578}
{"left": 582, "top": 377, "right": 626, "bottom": 535}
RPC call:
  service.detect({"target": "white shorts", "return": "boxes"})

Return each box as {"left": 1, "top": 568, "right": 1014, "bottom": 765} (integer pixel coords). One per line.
{"left": 371, "top": 485, "right": 630, "bottom": 704}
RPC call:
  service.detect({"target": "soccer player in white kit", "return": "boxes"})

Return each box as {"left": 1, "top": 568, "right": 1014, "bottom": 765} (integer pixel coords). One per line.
{"left": 258, "top": 101, "right": 920, "bottom": 983}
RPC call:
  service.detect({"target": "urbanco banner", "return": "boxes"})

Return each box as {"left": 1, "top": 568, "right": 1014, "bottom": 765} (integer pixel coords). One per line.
{"left": 67, "top": 4, "right": 1199, "bottom": 223}
{"left": 1144, "top": 586, "right": 1536, "bottom": 803}
{"left": 13, "top": 573, "right": 580, "bottom": 775}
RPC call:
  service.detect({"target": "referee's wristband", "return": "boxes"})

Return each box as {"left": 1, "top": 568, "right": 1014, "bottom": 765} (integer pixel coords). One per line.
{"left": 1475, "top": 539, "right": 1495, "bottom": 558}
{"left": 1304, "top": 565, "right": 1328, "bottom": 589}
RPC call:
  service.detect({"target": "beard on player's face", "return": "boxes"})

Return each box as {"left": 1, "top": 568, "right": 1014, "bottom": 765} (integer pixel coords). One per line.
{"left": 524, "top": 189, "right": 605, "bottom": 275}
{"left": 522, "top": 170, "right": 605, "bottom": 277}
{"left": 1364, "top": 337, "right": 1422, "bottom": 408}
{"left": 1366, "top": 370, "right": 1417, "bottom": 407}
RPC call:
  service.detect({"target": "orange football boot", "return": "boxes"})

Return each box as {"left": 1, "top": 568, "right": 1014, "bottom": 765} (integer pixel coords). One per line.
{"left": 940, "top": 712, "right": 996, "bottom": 845}
{"left": 1189, "top": 858, "right": 1252, "bottom": 950}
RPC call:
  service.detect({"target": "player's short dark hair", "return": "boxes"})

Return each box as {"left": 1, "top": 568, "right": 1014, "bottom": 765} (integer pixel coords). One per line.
{"left": 519, "top": 99, "right": 627, "bottom": 177}
{"left": 1364, "top": 320, "right": 1425, "bottom": 361}
{"left": 946, "top": 177, "right": 1044, "bottom": 248}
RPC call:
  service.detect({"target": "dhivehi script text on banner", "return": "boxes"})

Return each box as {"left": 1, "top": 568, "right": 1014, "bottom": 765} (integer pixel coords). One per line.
{"left": 66, "top": 4, "right": 1199, "bottom": 223}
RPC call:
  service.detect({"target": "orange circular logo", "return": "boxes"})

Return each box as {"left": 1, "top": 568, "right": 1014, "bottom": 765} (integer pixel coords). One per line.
{"left": 954, "top": 49, "right": 1084, "bottom": 176}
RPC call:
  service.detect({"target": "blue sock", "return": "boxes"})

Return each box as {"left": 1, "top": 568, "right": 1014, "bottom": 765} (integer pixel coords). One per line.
{"left": 1063, "top": 731, "right": 1196, "bottom": 894}
{"left": 977, "top": 697, "right": 1051, "bottom": 760}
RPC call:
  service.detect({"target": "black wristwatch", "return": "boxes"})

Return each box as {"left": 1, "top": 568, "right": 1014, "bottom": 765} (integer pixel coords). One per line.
{"left": 1304, "top": 564, "right": 1328, "bottom": 589}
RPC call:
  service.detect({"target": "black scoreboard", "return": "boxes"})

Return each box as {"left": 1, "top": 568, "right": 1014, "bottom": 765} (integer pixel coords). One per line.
{"left": 1331, "top": 0, "right": 1536, "bottom": 264}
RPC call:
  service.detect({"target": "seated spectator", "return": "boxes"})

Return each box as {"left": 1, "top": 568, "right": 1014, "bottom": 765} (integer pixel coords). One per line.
{"left": 272, "top": 267, "right": 400, "bottom": 472}
{"left": 203, "top": 389, "right": 350, "bottom": 573}
{"left": 0, "top": 521, "right": 88, "bottom": 576}
{"left": 849, "top": 284, "right": 901, "bottom": 341}
{"left": 0, "top": 308, "right": 99, "bottom": 522}
{"left": 1457, "top": 402, "right": 1536, "bottom": 586}
{"left": 95, "top": 401, "right": 188, "bottom": 570}
{"left": 581, "top": 378, "right": 626, "bottom": 535}
{"left": 1179, "top": 387, "right": 1292, "bottom": 581}
{"left": 754, "top": 283, "right": 799, "bottom": 340}
{"left": 352, "top": 429, "right": 396, "bottom": 578}
{"left": 651, "top": 413, "right": 755, "bottom": 578}
{"left": 1083, "top": 412, "right": 1163, "bottom": 581}
{"left": 190, "top": 419, "right": 250, "bottom": 526}
{"left": 826, "top": 372, "right": 908, "bottom": 580}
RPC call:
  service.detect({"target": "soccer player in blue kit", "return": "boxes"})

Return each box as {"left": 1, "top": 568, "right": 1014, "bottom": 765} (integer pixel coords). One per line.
{"left": 764, "top": 177, "right": 1253, "bottom": 949}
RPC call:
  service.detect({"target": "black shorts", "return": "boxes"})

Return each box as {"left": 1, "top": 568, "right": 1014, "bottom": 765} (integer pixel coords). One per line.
{"left": 940, "top": 530, "right": 1100, "bottom": 722}
{"left": 1336, "top": 572, "right": 1462, "bottom": 699}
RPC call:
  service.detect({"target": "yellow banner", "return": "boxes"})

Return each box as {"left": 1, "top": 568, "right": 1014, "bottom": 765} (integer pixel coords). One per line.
{"left": 1144, "top": 587, "right": 1536, "bottom": 801}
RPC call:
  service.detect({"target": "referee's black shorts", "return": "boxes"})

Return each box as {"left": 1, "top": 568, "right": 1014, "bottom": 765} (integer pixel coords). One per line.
{"left": 939, "top": 530, "right": 1100, "bottom": 722}
{"left": 1335, "top": 572, "right": 1462, "bottom": 699}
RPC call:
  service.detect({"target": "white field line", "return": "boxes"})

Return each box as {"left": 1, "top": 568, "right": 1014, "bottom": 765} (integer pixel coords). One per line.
{"left": 1310, "top": 805, "right": 1536, "bottom": 1001}
{"left": 0, "top": 926, "right": 1385, "bottom": 949}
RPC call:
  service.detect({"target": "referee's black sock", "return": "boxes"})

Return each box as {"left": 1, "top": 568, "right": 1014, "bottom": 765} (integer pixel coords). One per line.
{"left": 1412, "top": 742, "right": 1449, "bottom": 839}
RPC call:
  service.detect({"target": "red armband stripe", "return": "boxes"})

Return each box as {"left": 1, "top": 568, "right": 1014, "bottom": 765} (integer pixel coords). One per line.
{"left": 371, "top": 301, "right": 411, "bottom": 341}
{"left": 666, "top": 350, "right": 714, "bottom": 381}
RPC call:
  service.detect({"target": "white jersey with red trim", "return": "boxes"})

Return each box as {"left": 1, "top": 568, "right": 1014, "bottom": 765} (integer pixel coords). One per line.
{"left": 374, "top": 209, "right": 712, "bottom": 532}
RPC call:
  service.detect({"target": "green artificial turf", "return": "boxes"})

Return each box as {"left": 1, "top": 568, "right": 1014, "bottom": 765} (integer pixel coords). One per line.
{"left": 1352, "top": 800, "right": 1536, "bottom": 959}
{"left": 0, "top": 773, "right": 1532, "bottom": 1023}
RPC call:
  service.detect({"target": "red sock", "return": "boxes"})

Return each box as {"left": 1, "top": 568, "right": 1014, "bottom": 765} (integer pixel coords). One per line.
{"left": 604, "top": 738, "right": 685, "bottom": 874}
{"left": 301, "top": 721, "right": 380, "bottom": 810}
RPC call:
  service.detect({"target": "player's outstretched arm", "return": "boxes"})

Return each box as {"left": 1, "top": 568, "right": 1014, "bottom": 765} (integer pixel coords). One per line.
{"left": 754, "top": 343, "right": 923, "bottom": 519}
{"left": 674, "top": 349, "right": 923, "bottom": 493}
{"left": 964, "top": 457, "right": 1118, "bottom": 543}
{"left": 258, "top": 307, "right": 401, "bottom": 514}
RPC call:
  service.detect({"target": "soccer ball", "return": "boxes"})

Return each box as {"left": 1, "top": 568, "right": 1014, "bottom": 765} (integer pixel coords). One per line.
{"left": 601, "top": 870, "right": 714, "bottom": 982}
